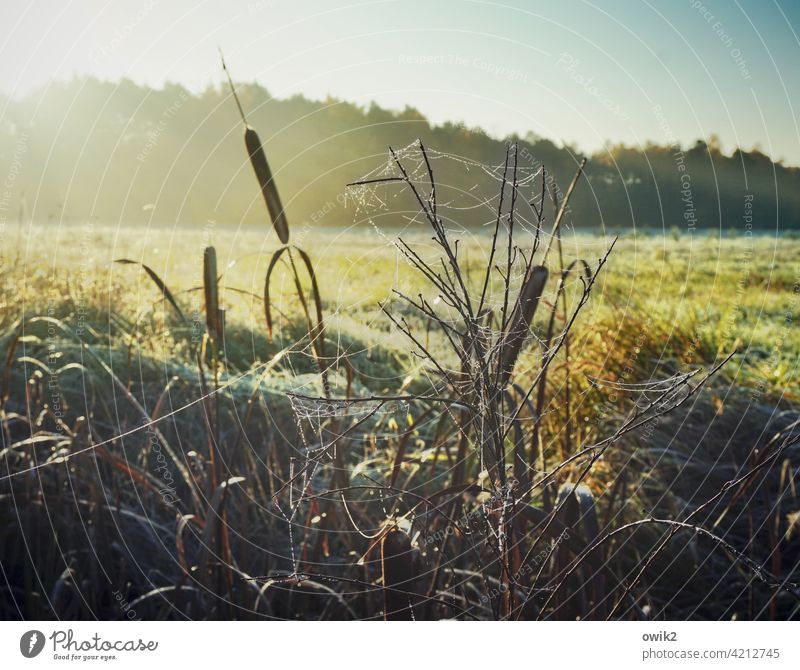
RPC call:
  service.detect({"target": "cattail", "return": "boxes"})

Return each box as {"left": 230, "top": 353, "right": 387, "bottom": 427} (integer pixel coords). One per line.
{"left": 498, "top": 265, "right": 548, "bottom": 386}
{"left": 244, "top": 126, "right": 290, "bottom": 244}
{"left": 380, "top": 528, "right": 418, "bottom": 620}
{"left": 553, "top": 482, "right": 604, "bottom": 619}
{"left": 220, "top": 49, "right": 290, "bottom": 245}
{"left": 203, "top": 246, "right": 223, "bottom": 341}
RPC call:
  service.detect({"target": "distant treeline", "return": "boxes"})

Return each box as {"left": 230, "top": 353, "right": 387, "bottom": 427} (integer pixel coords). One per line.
{"left": 1, "top": 77, "right": 798, "bottom": 231}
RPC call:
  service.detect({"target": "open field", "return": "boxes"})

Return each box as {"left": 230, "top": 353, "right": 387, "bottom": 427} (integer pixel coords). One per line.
{"left": 1, "top": 223, "right": 799, "bottom": 620}
{"left": 4, "top": 224, "right": 798, "bottom": 395}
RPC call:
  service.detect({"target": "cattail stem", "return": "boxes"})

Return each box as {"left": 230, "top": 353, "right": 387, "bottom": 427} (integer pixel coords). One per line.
{"left": 219, "top": 46, "right": 247, "bottom": 126}
{"left": 541, "top": 158, "right": 587, "bottom": 266}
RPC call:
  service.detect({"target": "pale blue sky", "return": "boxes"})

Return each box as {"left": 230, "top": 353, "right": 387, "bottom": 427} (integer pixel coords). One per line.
{"left": 3, "top": 0, "right": 799, "bottom": 163}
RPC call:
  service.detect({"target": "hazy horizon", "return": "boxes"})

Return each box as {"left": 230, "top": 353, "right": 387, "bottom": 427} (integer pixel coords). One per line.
{"left": 6, "top": 72, "right": 798, "bottom": 169}
{"left": 5, "top": 77, "right": 797, "bottom": 231}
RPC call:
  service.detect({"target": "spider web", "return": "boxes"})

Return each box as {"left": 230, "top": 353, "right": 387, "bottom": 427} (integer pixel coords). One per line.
{"left": 346, "top": 141, "right": 549, "bottom": 240}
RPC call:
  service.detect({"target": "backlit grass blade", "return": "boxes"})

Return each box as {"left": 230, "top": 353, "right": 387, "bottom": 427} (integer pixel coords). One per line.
{"left": 114, "top": 259, "right": 186, "bottom": 323}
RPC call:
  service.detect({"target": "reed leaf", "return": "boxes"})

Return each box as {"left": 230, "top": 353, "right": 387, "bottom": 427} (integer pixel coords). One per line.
{"left": 114, "top": 259, "right": 186, "bottom": 323}
{"left": 264, "top": 245, "right": 329, "bottom": 393}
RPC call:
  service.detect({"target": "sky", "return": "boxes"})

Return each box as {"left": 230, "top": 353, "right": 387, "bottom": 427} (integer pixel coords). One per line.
{"left": 2, "top": 0, "right": 800, "bottom": 164}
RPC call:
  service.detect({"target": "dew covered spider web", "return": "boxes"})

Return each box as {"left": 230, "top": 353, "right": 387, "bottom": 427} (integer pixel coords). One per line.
{"left": 346, "top": 141, "right": 554, "bottom": 240}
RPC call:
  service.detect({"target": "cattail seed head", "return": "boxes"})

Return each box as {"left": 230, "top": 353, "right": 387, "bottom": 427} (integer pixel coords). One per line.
{"left": 245, "top": 126, "right": 290, "bottom": 244}
{"left": 499, "top": 265, "right": 548, "bottom": 386}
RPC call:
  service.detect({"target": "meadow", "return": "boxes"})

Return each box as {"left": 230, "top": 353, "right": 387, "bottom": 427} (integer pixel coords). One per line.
{"left": 1, "top": 209, "right": 798, "bottom": 619}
